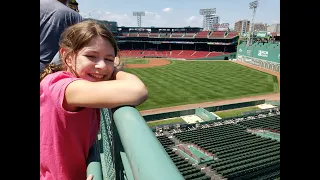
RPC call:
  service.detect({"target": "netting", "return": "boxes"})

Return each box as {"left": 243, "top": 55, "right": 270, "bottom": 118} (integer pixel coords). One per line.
{"left": 100, "top": 108, "right": 115, "bottom": 180}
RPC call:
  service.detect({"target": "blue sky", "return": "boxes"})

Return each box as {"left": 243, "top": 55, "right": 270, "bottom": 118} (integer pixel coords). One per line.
{"left": 77, "top": 0, "right": 279, "bottom": 29}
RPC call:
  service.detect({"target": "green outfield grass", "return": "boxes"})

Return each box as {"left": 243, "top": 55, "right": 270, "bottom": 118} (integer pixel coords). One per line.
{"left": 124, "top": 58, "right": 149, "bottom": 64}
{"left": 147, "top": 118, "right": 185, "bottom": 127}
{"left": 125, "top": 60, "right": 279, "bottom": 111}
{"left": 214, "top": 106, "right": 261, "bottom": 118}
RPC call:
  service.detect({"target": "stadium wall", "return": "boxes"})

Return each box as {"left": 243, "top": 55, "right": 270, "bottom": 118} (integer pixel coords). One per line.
{"left": 195, "top": 107, "right": 217, "bottom": 121}
{"left": 236, "top": 42, "right": 280, "bottom": 72}
{"left": 191, "top": 52, "right": 237, "bottom": 60}
{"left": 143, "top": 100, "right": 265, "bottom": 122}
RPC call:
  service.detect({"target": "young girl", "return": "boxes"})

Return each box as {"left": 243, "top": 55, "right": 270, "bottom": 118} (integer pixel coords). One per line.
{"left": 40, "top": 20, "right": 148, "bottom": 180}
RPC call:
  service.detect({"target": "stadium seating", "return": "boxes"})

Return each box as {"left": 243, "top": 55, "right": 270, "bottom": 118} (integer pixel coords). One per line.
{"left": 208, "top": 31, "right": 226, "bottom": 38}
{"left": 225, "top": 31, "right": 238, "bottom": 38}
{"left": 171, "top": 32, "right": 184, "bottom": 38}
{"left": 120, "top": 50, "right": 226, "bottom": 59}
{"left": 195, "top": 31, "right": 210, "bottom": 38}
{"left": 139, "top": 32, "right": 149, "bottom": 37}
{"left": 118, "top": 29, "right": 239, "bottom": 59}
{"left": 156, "top": 135, "right": 211, "bottom": 180}
{"left": 149, "top": 32, "right": 159, "bottom": 38}
{"left": 184, "top": 33, "right": 196, "bottom": 38}
{"left": 155, "top": 113, "right": 280, "bottom": 179}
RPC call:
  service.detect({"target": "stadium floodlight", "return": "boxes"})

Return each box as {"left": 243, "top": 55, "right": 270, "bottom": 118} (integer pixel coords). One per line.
{"left": 133, "top": 11, "right": 145, "bottom": 27}
{"left": 247, "top": 0, "right": 258, "bottom": 46}
{"left": 199, "top": 8, "right": 216, "bottom": 31}
{"left": 199, "top": 8, "right": 216, "bottom": 15}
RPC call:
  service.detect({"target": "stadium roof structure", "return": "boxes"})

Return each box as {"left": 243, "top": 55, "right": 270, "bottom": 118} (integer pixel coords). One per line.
{"left": 118, "top": 26, "right": 203, "bottom": 30}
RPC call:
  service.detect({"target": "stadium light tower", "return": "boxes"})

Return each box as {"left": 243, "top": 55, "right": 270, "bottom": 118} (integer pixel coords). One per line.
{"left": 199, "top": 8, "right": 216, "bottom": 30}
{"left": 247, "top": 0, "right": 258, "bottom": 46}
{"left": 133, "top": 11, "right": 145, "bottom": 27}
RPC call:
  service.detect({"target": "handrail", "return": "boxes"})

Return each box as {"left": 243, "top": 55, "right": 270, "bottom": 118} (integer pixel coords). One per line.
{"left": 113, "top": 106, "right": 184, "bottom": 180}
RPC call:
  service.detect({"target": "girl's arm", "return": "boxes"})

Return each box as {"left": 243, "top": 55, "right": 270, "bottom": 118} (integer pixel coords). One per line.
{"left": 63, "top": 70, "right": 148, "bottom": 110}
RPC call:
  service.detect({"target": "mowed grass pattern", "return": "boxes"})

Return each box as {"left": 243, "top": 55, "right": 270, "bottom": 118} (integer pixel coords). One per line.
{"left": 124, "top": 59, "right": 149, "bottom": 64}
{"left": 125, "top": 60, "right": 279, "bottom": 111}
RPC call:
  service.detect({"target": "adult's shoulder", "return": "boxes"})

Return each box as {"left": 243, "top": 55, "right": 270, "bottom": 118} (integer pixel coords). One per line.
{"left": 56, "top": 5, "right": 83, "bottom": 23}
{"left": 60, "top": 6, "right": 82, "bottom": 18}
{"left": 40, "top": 0, "right": 83, "bottom": 24}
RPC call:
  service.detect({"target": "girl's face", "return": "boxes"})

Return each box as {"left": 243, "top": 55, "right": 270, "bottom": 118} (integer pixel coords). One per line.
{"left": 65, "top": 36, "right": 116, "bottom": 82}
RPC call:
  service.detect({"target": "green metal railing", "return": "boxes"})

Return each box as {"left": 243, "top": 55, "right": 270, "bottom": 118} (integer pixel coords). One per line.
{"left": 87, "top": 106, "right": 184, "bottom": 180}
{"left": 113, "top": 106, "right": 184, "bottom": 180}
{"left": 86, "top": 140, "right": 103, "bottom": 180}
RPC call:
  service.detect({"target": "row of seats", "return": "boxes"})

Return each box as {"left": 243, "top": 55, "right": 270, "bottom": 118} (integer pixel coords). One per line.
{"left": 119, "top": 50, "right": 225, "bottom": 59}
{"left": 171, "top": 114, "right": 280, "bottom": 179}
{"left": 237, "top": 115, "right": 280, "bottom": 131}
{"left": 156, "top": 136, "right": 211, "bottom": 180}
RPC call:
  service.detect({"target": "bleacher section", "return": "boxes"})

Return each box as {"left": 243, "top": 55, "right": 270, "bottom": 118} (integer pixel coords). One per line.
{"left": 159, "top": 31, "right": 170, "bottom": 38}
{"left": 128, "top": 32, "right": 139, "bottom": 37}
{"left": 206, "top": 52, "right": 224, "bottom": 57}
{"left": 184, "top": 33, "right": 196, "bottom": 38}
{"left": 155, "top": 110, "right": 280, "bottom": 180}
{"left": 117, "top": 27, "right": 239, "bottom": 60}
{"left": 156, "top": 136, "right": 211, "bottom": 180}
{"left": 195, "top": 31, "right": 210, "bottom": 38}
{"left": 149, "top": 32, "right": 159, "bottom": 38}
{"left": 237, "top": 115, "right": 280, "bottom": 132}
{"left": 225, "top": 31, "right": 238, "bottom": 38}
{"left": 121, "top": 32, "right": 129, "bottom": 37}
{"left": 171, "top": 32, "right": 185, "bottom": 38}
{"left": 139, "top": 32, "right": 149, "bottom": 37}
{"left": 208, "top": 31, "right": 226, "bottom": 39}
{"left": 119, "top": 50, "right": 225, "bottom": 59}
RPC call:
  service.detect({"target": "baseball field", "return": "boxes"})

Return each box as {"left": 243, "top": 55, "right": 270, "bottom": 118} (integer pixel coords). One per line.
{"left": 123, "top": 58, "right": 279, "bottom": 111}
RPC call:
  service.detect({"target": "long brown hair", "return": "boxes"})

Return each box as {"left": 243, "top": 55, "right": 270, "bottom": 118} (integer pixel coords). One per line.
{"left": 40, "top": 20, "right": 120, "bottom": 82}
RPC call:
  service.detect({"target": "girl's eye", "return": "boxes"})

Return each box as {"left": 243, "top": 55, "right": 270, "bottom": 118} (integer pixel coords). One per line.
{"left": 85, "top": 55, "right": 114, "bottom": 62}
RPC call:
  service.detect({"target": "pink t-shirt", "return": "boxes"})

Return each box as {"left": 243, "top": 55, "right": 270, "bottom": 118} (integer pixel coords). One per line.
{"left": 40, "top": 71, "right": 100, "bottom": 180}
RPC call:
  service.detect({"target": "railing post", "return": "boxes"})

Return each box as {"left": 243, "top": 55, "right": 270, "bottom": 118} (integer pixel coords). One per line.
{"left": 113, "top": 120, "right": 125, "bottom": 180}
{"left": 86, "top": 140, "right": 103, "bottom": 180}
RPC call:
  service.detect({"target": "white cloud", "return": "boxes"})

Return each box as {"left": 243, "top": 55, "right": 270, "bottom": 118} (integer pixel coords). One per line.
{"left": 145, "top": 14, "right": 165, "bottom": 27}
{"left": 80, "top": 11, "right": 205, "bottom": 27}
{"left": 185, "top": 16, "right": 202, "bottom": 27}
{"left": 79, "top": 12, "right": 89, "bottom": 18}
{"left": 162, "top": 8, "right": 173, "bottom": 12}
{"left": 81, "top": 11, "right": 136, "bottom": 26}
{"left": 80, "top": 11, "right": 167, "bottom": 27}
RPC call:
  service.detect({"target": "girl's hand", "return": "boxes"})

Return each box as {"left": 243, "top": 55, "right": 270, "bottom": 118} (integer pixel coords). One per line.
{"left": 109, "top": 68, "right": 119, "bottom": 80}
{"left": 103, "top": 67, "right": 117, "bottom": 81}
{"left": 114, "top": 57, "right": 124, "bottom": 71}
{"left": 86, "top": 174, "right": 93, "bottom": 180}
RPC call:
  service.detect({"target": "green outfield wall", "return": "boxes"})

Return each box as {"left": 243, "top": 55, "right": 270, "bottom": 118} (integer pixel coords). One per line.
{"left": 236, "top": 42, "right": 280, "bottom": 72}
{"left": 191, "top": 52, "right": 237, "bottom": 60}
{"left": 143, "top": 100, "right": 265, "bottom": 122}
